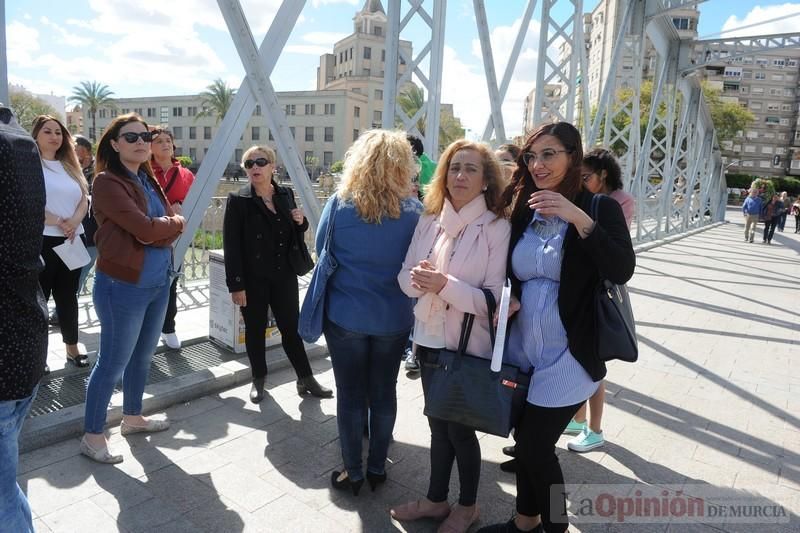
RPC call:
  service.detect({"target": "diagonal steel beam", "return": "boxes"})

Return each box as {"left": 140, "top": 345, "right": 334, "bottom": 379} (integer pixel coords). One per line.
{"left": 474, "top": 0, "right": 506, "bottom": 143}
{"left": 174, "top": 0, "right": 308, "bottom": 268}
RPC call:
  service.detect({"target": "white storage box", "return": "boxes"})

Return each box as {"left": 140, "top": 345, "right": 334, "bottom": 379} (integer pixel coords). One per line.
{"left": 209, "top": 249, "right": 281, "bottom": 353}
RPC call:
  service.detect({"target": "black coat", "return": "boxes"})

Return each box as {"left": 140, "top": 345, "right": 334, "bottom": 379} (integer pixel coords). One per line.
{"left": 223, "top": 181, "right": 309, "bottom": 292}
{"left": 508, "top": 190, "right": 635, "bottom": 381}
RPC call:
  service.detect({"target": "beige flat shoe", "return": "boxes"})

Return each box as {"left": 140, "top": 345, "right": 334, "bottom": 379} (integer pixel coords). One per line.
{"left": 437, "top": 504, "right": 479, "bottom": 533}
{"left": 120, "top": 418, "right": 170, "bottom": 436}
{"left": 390, "top": 499, "right": 451, "bottom": 522}
{"left": 80, "top": 437, "right": 123, "bottom": 464}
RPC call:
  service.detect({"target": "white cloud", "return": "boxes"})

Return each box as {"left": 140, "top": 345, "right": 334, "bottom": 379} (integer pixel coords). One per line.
{"left": 39, "top": 16, "right": 94, "bottom": 47}
{"left": 720, "top": 4, "right": 800, "bottom": 37}
{"left": 302, "top": 31, "right": 349, "bottom": 46}
{"left": 311, "top": 0, "right": 359, "bottom": 8}
{"left": 6, "top": 21, "right": 40, "bottom": 65}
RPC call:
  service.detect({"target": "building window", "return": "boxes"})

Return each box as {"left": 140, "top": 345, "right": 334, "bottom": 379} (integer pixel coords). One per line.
{"left": 784, "top": 88, "right": 795, "bottom": 97}
{"left": 189, "top": 126, "right": 196, "bottom": 140}
{"left": 323, "top": 151, "right": 333, "bottom": 167}
{"left": 121, "top": 108, "right": 130, "bottom": 114}
{"left": 324, "top": 103, "right": 336, "bottom": 114}
{"left": 268, "top": 129, "right": 274, "bottom": 141}
{"left": 305, "top": 127, "right": 314, "bottom": 141}
{"left": 172, "top": 107, "right": 183, "bottom": 117}
{"left": 374, "top": 26, "right": 382, "bottom": 37}
{"left": 160, "top": 107, "right": 169, "bottom": 123}
{"left": 99, "top": 109, "right": 106, "bottom": 118}
{"left": 375, "top": 89, "right": 383, "bottom": 100}
{"left": 173, "top": 126, "right": 183, "bottom": 140}
{"left": 290, "top": 127, "right": 295, "bottom": 138}
{"left": 204, "top": 126, "right": 212, "bottom": 140}
{"left": 364, "top": 46, "right": 372, "bottom": 59}
{"left": 354, "top": 106, "right": 360, "bottom": 118}
{"left": 381, "top": 49, "right": 386, "bottom": 62}
{"left": 285, "top": 104, "right": 296, "bottom": 115}
{"left": 252, "top": 126, "right": 260, "bottom": 141}
{"left": 305, "top": 104, "right": 315, "bottom": 115}
{"left": 750, "top": 101, "right": 762, "bottom": 110}
{"left": 255, "top": 105, "right": 261, "bottom": 116}
{"left": 189, "top": 147, "right": 196, "bottom": 160}
{"left": 353, "top": 129, "right": 359, "bottom": 141}
{"left": 349, "top": 47, "right": 353, "bottom": 60}
{"left": 373, "top": 110, "right": 382, "bottom": 122}
{"left": 304, "top": 151, "right": 315, "bottom": 165}
{"left": 188, "top": 106, "right": 198, "bottom": 116}
{"left": 147, "top": 108, "right": 155, "bottom": 118}
{"left": 672, "top": 17, "right": 690, "bottom": 30}
{"left": 751, "top": 87, "right": 764, "bottom": 94}
{"left": 363, "top": 68, "right": 371, "bottom": 76}
{"left": 235, "top": 149, "right": 243, "bottom": 164}
{"left": 111, "top": 109, "right": 118, "bottom": 118}
{"left": 324, "top": 127, "right": 333, "bottom": 142}
{"left": 762, "top": 146, "right": 773, "bottom": 154}
{"left": 765, "top": 116, "right": 780, "bottom": 124}
{"left": 754, "top": 72, "right": 766, "bottom": 80}
{"left": 773, "top": 59, "right": 786, "bottom": 68}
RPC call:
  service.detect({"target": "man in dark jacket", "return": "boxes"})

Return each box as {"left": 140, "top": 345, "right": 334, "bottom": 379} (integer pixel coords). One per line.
{"left": 0, "top": 106, "right": 48, "bottom": 532}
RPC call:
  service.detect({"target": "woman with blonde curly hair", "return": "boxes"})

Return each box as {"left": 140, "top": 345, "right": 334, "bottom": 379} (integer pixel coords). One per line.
{"left": 390, "top": 140, "right": 510, "bottom": 533}
{"left": 319, "top": 129, "right": 423, "bottom": 496}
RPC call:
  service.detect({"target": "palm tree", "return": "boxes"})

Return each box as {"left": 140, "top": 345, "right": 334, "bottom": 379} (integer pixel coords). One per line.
{"left": 69, "top": 81, "right": 114, "bottom": 141}
{"left": 397, "top": 85, "right": 464, "bottom": 153}
{"left": 197, "top": 79, "right": 236, "bottom": 124}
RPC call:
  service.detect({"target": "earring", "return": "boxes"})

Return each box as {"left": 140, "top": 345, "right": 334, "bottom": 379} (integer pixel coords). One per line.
{"left": 482, "top": 186, "right": 488, "bottom": 192}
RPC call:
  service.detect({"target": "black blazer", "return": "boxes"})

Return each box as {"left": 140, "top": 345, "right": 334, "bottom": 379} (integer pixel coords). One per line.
{"left": 223, "top": 181, "right": 309, "bottom": 292}
{"left": 508, "top": 190, "right": 635, "bottom": 381}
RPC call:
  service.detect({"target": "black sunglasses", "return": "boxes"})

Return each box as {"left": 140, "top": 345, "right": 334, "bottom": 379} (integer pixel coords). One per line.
{"left": 117, "top": 131, "right": 153, "bottom": 143}
{"left": 244, "top": 158, "right": 271, "bottom": 169}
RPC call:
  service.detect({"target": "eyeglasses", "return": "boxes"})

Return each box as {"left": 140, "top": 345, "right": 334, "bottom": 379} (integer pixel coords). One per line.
{"left": 117, "top": 131, "right": 153, "bottom": 143}
{"left": 244, "top": 158, "right": 271, "bottom": 169}
{"left": 522, "top": 149, "right": 571, "bottom": 166}
{"left": 582, "top": 172, "right": 595, "bottom": 182}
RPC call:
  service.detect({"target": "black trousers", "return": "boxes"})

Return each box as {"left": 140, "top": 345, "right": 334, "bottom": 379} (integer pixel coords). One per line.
{"left": 515, "top": 401, "right": 584, "bottom": 533}
{"left": 419, "top": 347, "right": 481, "bottom": 507}
{"left": 795, "top": 215, "right": 800, "bottom": 233}
{"left": 162, "top": 277, "right": 179, "bottom": 334}
{"left": 40, "top": 235, "right": 82, "bottom": 345}
{"left": 763, "top": 217, "right": 778, "bottom": 242}
{"left": 240, "top": 274, "right": 312, "bottom": 380}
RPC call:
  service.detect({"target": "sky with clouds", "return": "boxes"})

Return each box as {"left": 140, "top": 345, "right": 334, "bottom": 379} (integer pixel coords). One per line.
{"left": 6, "top": 0, "right": 800, "bottom": 137}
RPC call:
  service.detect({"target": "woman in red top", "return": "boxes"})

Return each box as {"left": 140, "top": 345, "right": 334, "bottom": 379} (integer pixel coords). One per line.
{"left": 150, "top": 129, "right": 195, "bottom": 350}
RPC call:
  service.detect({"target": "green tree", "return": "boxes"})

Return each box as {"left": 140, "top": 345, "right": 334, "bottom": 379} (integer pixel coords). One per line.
{"left": 9, "top": 89, "right": 61, "bottom": 131}
{"left": 69, "top": 80, "right": 114, "bottom": 141}
{"left": 702, "top": 83, "right": 756, "bottom": 142}
{"left": 176, "top": 155, "right": 193, "bottom": 167}
{"left": 396, "top": 85, "right": 465, "bottom": 153}
{"left": 197, "top": 79, "right": 235, "bottom": 124}
{"left": 330, "top": 160, "right": 344, "bottom": 173}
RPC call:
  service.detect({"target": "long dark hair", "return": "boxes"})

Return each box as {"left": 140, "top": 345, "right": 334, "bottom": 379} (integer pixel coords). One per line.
{"left": 583, "top": 148, "right": 623, "bottom": 192}
{"left": 96, "top": 114, "right": 154, "bottom": 179}
{"left": 31, "top": 114, "right": 88, "bottom": 195}
{"left": 502, "top": 122, "right": 584, "bottom": 229}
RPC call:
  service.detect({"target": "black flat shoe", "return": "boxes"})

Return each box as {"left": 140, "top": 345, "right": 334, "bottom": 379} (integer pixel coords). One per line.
{"left": 477, "top": 518, "right": 543, "bottom": 532}
{"left": 330, "top": 470, "right": 364, "bottom": 496}
{"left": 366, "top": 471, "right": 386, "bottom": 492}
{"left": 502, "top": 445, "right": 516, "bottom": 457}
{"left": 296, "top": 376, "right": 333, "bottom": 398}
{"left": 66, "top": 353, "right": 90, "bottom": 368}
{"left": 250, "top": 378, "right": 265, "bottom": 404}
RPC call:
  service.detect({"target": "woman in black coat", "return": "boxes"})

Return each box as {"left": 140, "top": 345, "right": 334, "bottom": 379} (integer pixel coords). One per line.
{"left": 223, "top": 145, "right": 332, "bottom": 403}
{"left": 479, "top": 123, "right": 635, "bottom": 533}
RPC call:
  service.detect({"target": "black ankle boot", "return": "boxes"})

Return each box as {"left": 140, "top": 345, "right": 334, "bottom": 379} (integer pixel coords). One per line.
{"left": 297, "top": 376, "right": 333, "bottom": 398}
{"left": 330, "top": 470, "right": 364, "bottom": 496}
{"left": 249, "top": 378, "right": 265, "bottom": 404}
{"left": 366, "top": 471, "right": 386, "bottom": 491}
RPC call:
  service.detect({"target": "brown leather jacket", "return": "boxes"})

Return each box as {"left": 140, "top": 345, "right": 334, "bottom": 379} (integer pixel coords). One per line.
{"left": 92, "top": 169, "right": 184, "bottom": 283}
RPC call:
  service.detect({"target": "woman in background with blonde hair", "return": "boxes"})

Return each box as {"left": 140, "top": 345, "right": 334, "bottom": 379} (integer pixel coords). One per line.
{"left": 32, "top": 115, "right": 90, "bottom": 368}
{"left": 319, "top": 129, "right": 423, "bottom": 496}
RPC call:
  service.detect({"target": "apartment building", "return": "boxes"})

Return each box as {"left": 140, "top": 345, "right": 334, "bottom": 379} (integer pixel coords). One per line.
{"left": 699, "top": 49, "right": 800, "bottom": 178}
{"left": 80, "top": 0, "right": 434, "bottom": 174}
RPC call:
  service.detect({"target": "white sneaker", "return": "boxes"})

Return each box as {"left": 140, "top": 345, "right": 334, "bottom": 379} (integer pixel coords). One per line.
{"left": 161, "top": 332, "right": 181, "bottom": 350}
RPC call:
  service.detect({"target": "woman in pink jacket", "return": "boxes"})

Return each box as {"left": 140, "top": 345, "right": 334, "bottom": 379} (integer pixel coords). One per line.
{"left": 390, "top": 140, "right": 510, "bottom": 533}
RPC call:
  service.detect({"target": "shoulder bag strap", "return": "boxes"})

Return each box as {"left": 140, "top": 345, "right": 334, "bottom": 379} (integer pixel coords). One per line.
{"left": 481, "top": 288, "right": 497, "bottom": 347}
{"left": 456, "top": 288, "right": 498, "bottom": 355}
{"left": 163, "top": 166, "right": 181, "bottom": 196}
{"left": 323, "top": 195, "right": 339, "bottom": 253}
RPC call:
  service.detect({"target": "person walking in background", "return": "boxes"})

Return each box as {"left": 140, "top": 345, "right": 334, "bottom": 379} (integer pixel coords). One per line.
{"left": 32, "top": 115, "right": 90, "bottom": 369}
{"left": 74, "top": 135, "right": 98, "bottom": 295}
{"left": 0, "top": 106, "right": 49, "bottom": 533}
{"left": 777, "top": 191, "right": 790, "bottom": 232}
{"left": 223, "top": 146, "right": 331, "bottom": 404}
{"left": 390, "top": 140, "right": 510, "bottom": 533}
{"left": 761, "top": 194, "right": 782, "bottom": 245}
{"left": 741, "top": 187, "right": 762, "bottom": 243}
{"left": 318, "top": 130, "right": 422, "bottom": 496}
{"left": 791, "top": 197, "right": 800, "bottom": 233}
{"left": 479, "top": 122, "right": 635, "bottom": 533}
{"left": 150, "top": 128, "right": 195, "bottom": 350}
{"left": 82, "top": 114, "right": 185, "bottom": 464}
{"left": 407, "top": 134, "right": 437, "bottom": 195}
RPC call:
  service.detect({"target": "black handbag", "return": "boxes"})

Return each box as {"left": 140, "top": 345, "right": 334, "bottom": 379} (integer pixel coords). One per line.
{"left": 590, "top": 194, "right": 638, "bottom": 363}
{"left": 421, "top": 289, "right": 530, "bottom": 437}
{"left": 284, "top": 190, "right": 315, "bottom": 276}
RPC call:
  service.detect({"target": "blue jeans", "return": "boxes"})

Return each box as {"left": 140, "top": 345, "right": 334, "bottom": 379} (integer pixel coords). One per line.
{"left": 0, "top": 386, "right": 38, "bottom": 533}
{"left": 324, "top": 319, "right": 409, "bottom": 481}
{"left": 77, "top": 245, "right": 98, "bottom": 294}
{"left": 84, "top": 272, "right": 170, "bottom": 434}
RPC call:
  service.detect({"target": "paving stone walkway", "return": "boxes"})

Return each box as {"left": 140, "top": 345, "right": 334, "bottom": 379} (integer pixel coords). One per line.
{"left": 19, "top": 218, "right": 800, "bottom": 532}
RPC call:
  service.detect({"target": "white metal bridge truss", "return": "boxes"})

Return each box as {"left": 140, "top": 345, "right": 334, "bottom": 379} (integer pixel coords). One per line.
{"left": 6, "top": 0, "right": 798, "bottom": 258}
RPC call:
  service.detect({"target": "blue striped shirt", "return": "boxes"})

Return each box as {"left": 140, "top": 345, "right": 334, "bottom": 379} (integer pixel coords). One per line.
{"left": 506, "top": 212, "right": 598, "bottom": 407}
